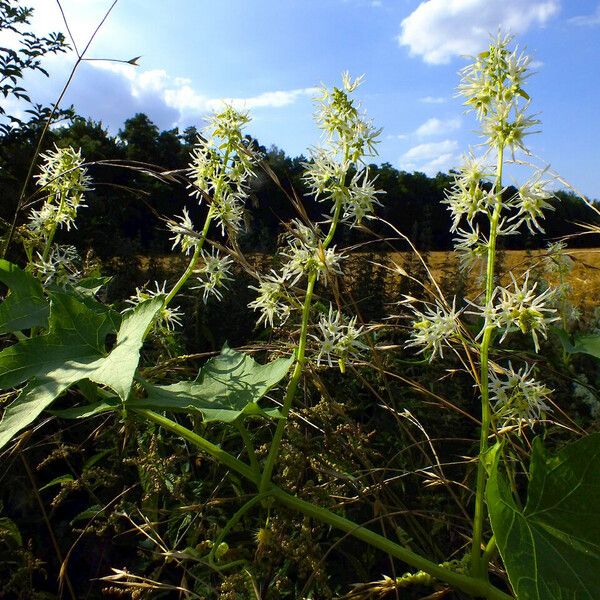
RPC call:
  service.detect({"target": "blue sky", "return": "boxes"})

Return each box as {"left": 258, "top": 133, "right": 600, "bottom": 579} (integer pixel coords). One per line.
{"left": 7, "top": 0, "right": 600, "bottom": 198}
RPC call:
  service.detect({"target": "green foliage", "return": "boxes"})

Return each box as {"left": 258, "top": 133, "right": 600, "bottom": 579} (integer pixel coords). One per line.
{"left": 135, "top": 345, "right": 293, "bottom": 423}
{"left": 0, "top": 0, "right": 70, "bottom": 133}
{"left": 557, "top": 328, "right": 600, "bottom": 360}
{"left": 0, "top": 258, "right": 49, "bottom": 333}
{"left": 487, "top": 436, "right": 600, "bottom": 600}
{"left": 1, "top": 30, "right": 599, "bottom": 600}
{"left": 0, "top": 286, "right": 161, "bottom": 449}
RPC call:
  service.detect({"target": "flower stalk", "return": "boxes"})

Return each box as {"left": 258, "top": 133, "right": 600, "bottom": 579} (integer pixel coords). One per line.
{"left": 471, "top": 144, "right": 504, "bottom": 578}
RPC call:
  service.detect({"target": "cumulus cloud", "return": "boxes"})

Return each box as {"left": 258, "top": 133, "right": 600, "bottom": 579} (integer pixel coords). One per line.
{"left": 26, "top": 0, "right": 125, "bottom": 54}
{"left": 399, "top": 139, "right": 459, "bottom": 175}
{"left": 419, "top": 153, "right": 456, "bottom": 175}
{"left": 415, "top": 117, "right": 461, "bottom": 138}
{"left": 91, "top": 62, "right": 318, "bottom": 126}
{"left": 398, "top": 0, "right": 560, "bottom": 64}
{"left": 569, "top": 4, "right": 600, "bottom": 26}
{"left": 420, "top": 96, "right": 446, "bottom": 104}
{"left": 402, "top": 139, "right": 459, "bottom": 161}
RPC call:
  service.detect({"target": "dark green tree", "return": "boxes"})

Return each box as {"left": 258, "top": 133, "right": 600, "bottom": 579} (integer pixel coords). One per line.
{"left": 0, "top": 0, "right": 70, "bottom": 134}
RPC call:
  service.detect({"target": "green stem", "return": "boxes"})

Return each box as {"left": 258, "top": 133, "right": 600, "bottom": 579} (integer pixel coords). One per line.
{"left": 208, "top": 492, "right": 270, "bottom": 563}
{"left": 163, "top": 205, "right": 214, "bottom": 310}
{"left": 134, "top": 409, "right": 259, "bottom": 485}
{"left": 234, "top": 421, "right": 260, "bottom": 473}
{"left": 322, "top": 195, "right": 343, "bottom": 248}
{"left": 41, "top": 192, "right": 63, "bottom": 261}
{"left": 272, "top": 488, "right": 512, "bottom": 600}
{"left": 258, "top": 154, "right": 347, "bottom": 491}
{"left": 162, "top": 142, "right": 233, "bottom": 314}
{"left": 470, "top": 144, "right": 504, "bottom": 578}
{"left": 259, "top": 270, "right": 317, "bottom": 492}
{"left": 136, "top": 409, "right": 513, "bottom": 600}
{"left": 482, "top": 535, "right": 498, "bottom": 566}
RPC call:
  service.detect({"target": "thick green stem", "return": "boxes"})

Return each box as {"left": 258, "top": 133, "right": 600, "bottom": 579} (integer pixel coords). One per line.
{"left": 134, "top": 409, "right": 260, "bottom": 485}
{"left": 136, "top": 409, "right": 513, "bottom": 600}
{"left": 470, "top": 145, "right": 504, "bottom": 578}
{"left": 272, "top": 488, "right": 512, "bottom": 600}
{"left": 258, "top": 188, "right": 345, "bottom": 491}
{"left": 259, "top": 270, "right": 317, "bottom": 492}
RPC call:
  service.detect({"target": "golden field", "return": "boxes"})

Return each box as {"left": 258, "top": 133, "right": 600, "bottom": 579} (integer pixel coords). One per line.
{"left": 117, "top": 248, "right": 600, "bottom": 317}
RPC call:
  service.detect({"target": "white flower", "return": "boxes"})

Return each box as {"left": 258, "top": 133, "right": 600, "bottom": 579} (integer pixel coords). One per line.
{"left": 481, "top": 100, "right": 539, "bottom": 154}
{"left": 489, "top": 361, "right": 552, "bottom": 427}
{"left": 31, "top": 244, "right": 81, "bottom": 286}
{"left": 187, "top": 144, "right": 220, "bottom": 199}
{"left": 443, "top": 178, "right": 494, "bottom": 232}
{"left": 453, "top": 223, "right": 481, "bottom": 251}
{"left": 28, "top": 203, "right": 59, "bottom": 236}
{"left": 208, "top": 105, "right": 251, "bottom": 145}
{"left": 313, "top": 72, "right": 381, "bottom": 164}
{"left": 213, "top": 191, "right": 245, "bottom": 235}
{"left": 192, "top": 249, "right": 233, "bottom": 303}
{"left": 509, "top": 174, "right": 554, "bottom": 234}
{"left": 477, "top": 272, "right": 559, "bottom": 352}
{"left": 167, "top": 207, "right": 198, "bottom": 255}
{"left": 313, "top": 305, "right": 367, "bottom": 371}
{"left": 457, "top": 154, "right": 491, "bottom": 188}
{"left": 280, "top": 220, "right": 344, "bottom": 285}
{"left": 344, "top": 169, "right": 384, "bottom": 225}
{"left": 248, "top": 271, "right": 290, "bottom": 327}
{"left": 186, "top": 105, "right": 257, "bottom": 238}
{"left": 32, "top": 145, "right": 91, "bottom": 234}
{"left": 303, "top": 148, "right": 347, "bottom": 199}
{"left": 126, "top": 281, "right": 183, "bottom": 331}
{"left": 453, "top": 224, "right": 487, "bottom": 270}
{"left": 405, "top": 298, "right": 461, "bottom": 361}
{"left": 458, "top": 33, "right": 529, "bottom": 120}
{"left": 544, "top": 242, "right": 573, "bottom": 276}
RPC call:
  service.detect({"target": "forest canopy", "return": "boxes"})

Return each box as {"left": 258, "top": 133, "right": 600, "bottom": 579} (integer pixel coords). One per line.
{"left": 1, "top": 112, "right": 598, "bottom": 259}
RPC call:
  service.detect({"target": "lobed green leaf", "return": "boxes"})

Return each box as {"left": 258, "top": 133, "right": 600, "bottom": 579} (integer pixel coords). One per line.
{"left": 487, "top": 435, "right": 600, "bottom": 600}
{"left": 132, "top": 344, "right": 293, "bottom": 423}
{"left": 0, "top": 293, "right": 162, "bottom": 450}
{"left": 0, "top": 259, "right": 49, "bottom": 334}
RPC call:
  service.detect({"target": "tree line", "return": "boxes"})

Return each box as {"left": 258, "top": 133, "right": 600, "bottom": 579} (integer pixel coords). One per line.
{"left": 1, "top": 112, "right": 598, "bottom": 260}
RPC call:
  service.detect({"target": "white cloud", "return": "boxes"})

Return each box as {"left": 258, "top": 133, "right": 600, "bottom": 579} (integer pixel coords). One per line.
{"left": 419, "top": 153, "right": 456, "bottom": 175}
{"left": 94, "top": 62, "right": 318, "bottom": 124}
{"left": 398, "top": 0, "right": 560, "bottom": 64}
{"left": 402, "top": 139, "right": 458, "bottom": 161}
{"left": 399, "top": 139, "right": 459, "bottom": 174}
{"left": 343, "top": 0, "right": 383, "bottom": 6}
{"left": 415, "top": 117, "right": 460, "bottom": 137}
{"left": 569, "top": 4, "right": 600, "bottom": 26}
{"left": 420, "top": 96, "right": 446, "bottom": 104}
{"left": 25, "top": 0, "right": 125, "bottom": 53}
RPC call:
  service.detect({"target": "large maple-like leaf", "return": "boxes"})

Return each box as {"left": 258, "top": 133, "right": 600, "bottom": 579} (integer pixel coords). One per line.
{"left": 0, "top": 259, "right": 49, "bottom": 334}
{"left": 0, "top": 293, "right": 162, "bottom": 449}
{"left": 132, "top": 345, "right": 293, "bottom": 423}
{"left": 487, "top": 435, "right": 600, "bottom": 600}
